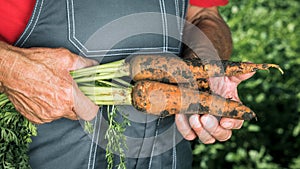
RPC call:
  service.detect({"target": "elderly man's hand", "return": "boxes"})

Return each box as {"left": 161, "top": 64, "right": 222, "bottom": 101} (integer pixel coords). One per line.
{"left": 0, "top": 41, "right": 99, "bottom": 124}
{"left": 176, "top": 73, "right": 254, "bottom": 143}
{"left": 175, "top": 5, "right": 253, "bottom": 143}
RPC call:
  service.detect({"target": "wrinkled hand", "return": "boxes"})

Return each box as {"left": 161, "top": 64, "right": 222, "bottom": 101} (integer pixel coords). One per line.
{"left": 176, "top": 73, "right": 254, "bottom": 143}
{"left": 175, "top": 5, "right": 245, "bottom": 144}
{"left": 0, "top": 41, "right": 99, "bottom": 124}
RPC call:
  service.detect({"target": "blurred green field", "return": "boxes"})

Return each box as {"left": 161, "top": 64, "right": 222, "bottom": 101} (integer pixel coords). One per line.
{"left": 192, "top": 0, "right": 300, "bottom": 168}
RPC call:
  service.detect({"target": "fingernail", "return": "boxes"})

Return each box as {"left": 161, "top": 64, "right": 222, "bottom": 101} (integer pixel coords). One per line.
{"left": 221, "top": 121, "right": 233, "bottom": 129}
{"left": 185, "top": 133, "right": 196, "bottom": 140}
{"left": 206, "top": 138, "right": 216, "bottom": 144}
{"left": 191, "top": 119, "right": 202, "bottom": 129}
{"left": 195, "top": 122, "right": 202, "bottom": 128}
{"left": 220, "top": 131, "right": 232, "bottom": 142}
{"left": 201, "top": 115, "right": 215, "bottom": 129}
{"left": 203, "top": 138, "right": 216, "bottom": 144}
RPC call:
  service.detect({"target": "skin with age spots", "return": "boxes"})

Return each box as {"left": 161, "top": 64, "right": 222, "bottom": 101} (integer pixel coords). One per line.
{"left": 0, "top": 41, "right": 99, "bottom": 124}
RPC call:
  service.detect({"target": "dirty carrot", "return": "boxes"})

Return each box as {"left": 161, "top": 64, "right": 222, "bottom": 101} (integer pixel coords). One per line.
{"left": 132, "top": 80, "right": 256, "bottom": 120}
{"left": 72, "top": 54, "right": 283, "bottom": 88}
{"left": 183, "top": 58, "right": 284, "bottom": 79}
{"left": 78, "top": 80, "right": 255, "bottom": 120}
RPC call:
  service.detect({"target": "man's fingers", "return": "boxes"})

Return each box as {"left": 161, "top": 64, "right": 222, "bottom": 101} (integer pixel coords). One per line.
{"left": 175, "top": 114, "right": 196, "bottom": 140}
{"left": 200, "top": 114, "right": 232, "bottom": 142}
{"left": 220, "top": 118, "right": 244, "bottom": 129}
{"left": 189, "top": 114, "right": 216, "bottom": 144}
{"left": 73, "top": 82, "right": 99, "bottom": 121}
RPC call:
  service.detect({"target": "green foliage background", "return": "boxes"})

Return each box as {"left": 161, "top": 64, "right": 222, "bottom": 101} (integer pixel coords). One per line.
{"left": 192, "top": 0, "right": 300, "bottom": 168}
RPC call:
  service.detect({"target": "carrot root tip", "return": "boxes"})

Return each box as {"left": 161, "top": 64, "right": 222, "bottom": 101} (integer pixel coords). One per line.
{"left": 268, "top": 64, "right": 284, "bottom": 74}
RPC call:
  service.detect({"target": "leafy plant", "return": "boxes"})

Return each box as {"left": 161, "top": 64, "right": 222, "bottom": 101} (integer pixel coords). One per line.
{"left": 0, "top": 94, "right": 37, "bottom": 169}
{"left": 104, "top": 106, "right": 130, "bottom": 169}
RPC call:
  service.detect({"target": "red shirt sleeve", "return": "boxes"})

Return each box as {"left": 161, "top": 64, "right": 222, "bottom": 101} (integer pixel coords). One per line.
{"left": 189, "top": 0, "right": 229, "bottom": 7}
{"left": 0, "top": 0, "right": 36, "bottom": 44}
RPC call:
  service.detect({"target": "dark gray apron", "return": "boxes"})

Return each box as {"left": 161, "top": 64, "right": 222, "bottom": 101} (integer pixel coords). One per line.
{"left": 14, "top": 0, "right": 192, "bottom": 168}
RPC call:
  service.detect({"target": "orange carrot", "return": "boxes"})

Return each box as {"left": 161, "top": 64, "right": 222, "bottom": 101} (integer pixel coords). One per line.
{"left": 127, "top": 54, "right": 283, "bottom": 86}
{"left": 132, "top": 80, "right": 256, "bottom": 120}
{"left": 74, "top": 54, "right": 282, "bottom": 90}
{"left": 183, "top": 58, "right": 284, "bottom": 79}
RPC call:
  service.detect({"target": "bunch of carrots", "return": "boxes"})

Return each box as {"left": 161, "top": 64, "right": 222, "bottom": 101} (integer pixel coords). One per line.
{"left": 0, "top": 53, "right": 283, "bottom": 169}
{"left": 0, "top": 54, "right": 283, "bottom": 121}
{"left": 72, "top": 54, "right": 283, "bottom": 121}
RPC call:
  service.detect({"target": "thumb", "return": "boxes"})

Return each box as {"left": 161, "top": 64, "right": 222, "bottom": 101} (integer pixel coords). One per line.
{"left": 74, "top": 57, "right": 99, "bottom": 70}
{"left": 230, "top": 72, "right": 255, "bottom": 85}
{"left": 238, "top": 72, "right": 256, "bottom": 81}
{"left": 72, "top": 82, "right": 99, "bottom": 121}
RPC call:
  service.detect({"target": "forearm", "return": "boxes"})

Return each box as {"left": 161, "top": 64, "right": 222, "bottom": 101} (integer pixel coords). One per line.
{"left": 186, "top": 5, "right": 220, "bottom": 22}
{"left": 185, "top": 5, "right": 232, "bottom": 60}
{"left": 0, "top": 41, "right": 20, "bottom": 91}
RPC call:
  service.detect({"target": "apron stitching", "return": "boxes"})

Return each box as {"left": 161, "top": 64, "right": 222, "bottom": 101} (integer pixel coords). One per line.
{"left": 180, "top": 0, "right": 186, "bottom": 33}
{"left": 75, "top": 46, "right": 179, "bottom": 53}
{"left": 67, "top": 0, "right": 89, "bottom": 57}
{"left": 84, "top": 50, "right": 179, "bottom": 57}
{"left": 178, "top": 0, "right": 186, "bottom": 52}
{"left": 147, "top": 118, "right": 161, "bottom": 169}
{"left": 172, "top": 123, "right": 177, "bottom": 169}
{"left": 161, "top": 0, "right": 169, "bottom": 52}
{"left": 68, "top": 5, "right": 179, "bottom": 58}
{"left": 174, "top": 0, "right": 181, "bottom": 30}
{"left": 17, "top": 0, "right": 44, "bottom": 47}
{"left": 70, "top": 0, "right": 90, "bottom": 52}
{"left": 68, "top": 0, "right": 176, "bottom": 55}
{"left": 14, "top": 0, "right": 40, "bottom": 46}
{"left": 87, "top": 112, "right": 99, "bottom": 169}
{"left": 91, "top": 108, "right": 103, "bottom": 169}
{"left": 158, "top": 0, "right": 166, "bottom": 52}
